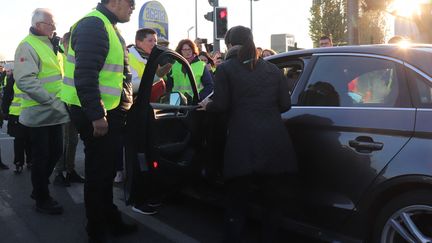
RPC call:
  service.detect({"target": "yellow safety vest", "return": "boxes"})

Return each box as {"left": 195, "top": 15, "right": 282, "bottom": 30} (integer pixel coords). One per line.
{"left": 9, "top": 83, "right": 24, "bottom": 116}
{"left": 128, "top": 48, "right": 146, "bottom": 81}
{"left": 20, "top": 35, "right": 63, "bottom": 108}
{"left": 171, "top": 60, "right": 205, "bottom": 98}
{"left": 60, "top": 10, "right": 124, "bottom": 110}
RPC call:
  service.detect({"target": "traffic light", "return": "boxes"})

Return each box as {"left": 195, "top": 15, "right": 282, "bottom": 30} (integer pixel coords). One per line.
{"left": 204, "top": 11, "right": 214, "bottom": 22}
{"left": 215, "top": 7, "right": 227, "bottom": 40}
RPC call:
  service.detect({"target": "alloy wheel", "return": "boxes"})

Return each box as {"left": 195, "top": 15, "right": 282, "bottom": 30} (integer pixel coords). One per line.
{"left": 381, "top": 205, "right": 432, "bottom": 243}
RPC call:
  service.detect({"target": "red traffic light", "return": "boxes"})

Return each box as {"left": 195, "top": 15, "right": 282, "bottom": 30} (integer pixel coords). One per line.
{"left": 219, "top": 9, "right": 227, "bottom": 19}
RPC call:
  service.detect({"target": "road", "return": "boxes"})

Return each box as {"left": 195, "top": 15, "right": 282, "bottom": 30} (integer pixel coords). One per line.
{"left": 0, "top": 123, "right": 325, "bottom": 243}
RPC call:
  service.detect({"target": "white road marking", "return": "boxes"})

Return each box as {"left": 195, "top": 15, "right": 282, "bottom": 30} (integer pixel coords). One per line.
{"left": 0, "top": 190, "right": 39, "bottom": 243}
{"left": 0, "top": 137, "right": 14, "bottom": 140}
{"left": 66, "top": 184, "right": 200, "bottom": 242}
{"left": 66, "top": 184, "right": 84, "bottom": 204}
{"left": 113, "top": 187, "right": 201, "bottom": 243}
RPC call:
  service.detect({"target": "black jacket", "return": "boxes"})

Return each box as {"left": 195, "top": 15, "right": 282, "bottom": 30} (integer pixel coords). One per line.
{"left": 2, "top": 73, "right": 14, "bottom": 117}
{"left": 207, "top": 47, "right": 297, "bottom": 179}
{"left": 71, "top": 3, "right": 133, "bottom": 121}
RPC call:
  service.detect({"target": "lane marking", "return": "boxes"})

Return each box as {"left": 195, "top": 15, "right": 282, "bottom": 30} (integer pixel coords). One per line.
{"left": 113, "top": 187, "right": 201, "bottom": 243}
{"left": 0, "top": 190, "right": 39, "bottom": 243}
{"left": 65, "top": 183, "right": 200, "bottom": 242}
{"left": 66, "top": 184, "right": 84, "bottom": 204}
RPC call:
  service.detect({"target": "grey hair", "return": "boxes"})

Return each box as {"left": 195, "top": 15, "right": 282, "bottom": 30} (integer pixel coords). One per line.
{"left": 31, "top": 8, "right": 52, "bottom": 27}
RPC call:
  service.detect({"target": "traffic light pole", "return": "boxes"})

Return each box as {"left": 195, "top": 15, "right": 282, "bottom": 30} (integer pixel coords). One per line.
{"left": 212, "top": 1, "right": 220, "bottom": 52}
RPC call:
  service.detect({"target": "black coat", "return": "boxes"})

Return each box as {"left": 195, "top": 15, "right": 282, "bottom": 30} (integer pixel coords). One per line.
{"left": 71, "top": 3, "right": 132, "bottom": 121}
{"left": 207, "top": 49, "right": 297, "bottom": 179}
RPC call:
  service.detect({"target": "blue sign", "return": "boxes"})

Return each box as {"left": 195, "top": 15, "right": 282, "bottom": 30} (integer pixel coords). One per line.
{"left": 139, "top": 1, "right": 169, "bottom": 40}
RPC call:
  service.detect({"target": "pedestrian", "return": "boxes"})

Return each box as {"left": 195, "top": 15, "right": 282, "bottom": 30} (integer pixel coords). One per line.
{"left": 319, "top": 35, "right": 333, "bottom": 47}
{"left": 167, "top": 39, "right": 213, "bottom": 102}
{"left": 60, "top": 0, "right": 138, "bottom": 242}
{"left": 53, "top": 32, "right": 84, "bottom": 187}
{"left": 198, "top": 25, "right": 298, "bottom": 243}
{"left": 261, "top": 48, "right": 277, "bottom": 58}
{"left": 1, "top": 66, "right": 32, "bottom": 173}
{"left": 126, "top": 27, "right": 172, "bottom": 215}
{"left": 13, "top": 8, "right": 69, "bottom": 214}
{"left": 0, "top": 65, "right": 9, "bottom": 170}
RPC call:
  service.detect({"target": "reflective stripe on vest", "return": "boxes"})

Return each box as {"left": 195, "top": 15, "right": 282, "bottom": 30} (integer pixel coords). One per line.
{"left": 20, "top": 35, "right": 63, "bottom": 108}
{"left": 9, "top": 83, "right": 23, "bottom": 115}
{"left": 128, "top": 49, "right": 146, "bottom": 80}
{"left": 171, "top": 60, "right": 205, "bottom": 97}
{"left": 60, "top": 10, "right": 124, "bottom": 110}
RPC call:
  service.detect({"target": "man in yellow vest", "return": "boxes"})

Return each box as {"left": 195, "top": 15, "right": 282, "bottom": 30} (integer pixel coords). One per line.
{"left": 52, "top": 31, "right": 84, "bottom": 187}
{"left": 60, "top": 0, "right": 137, "bottom": 241}
{"left": 1, "top": 67, "right": 32, "bottom": 174}
{"left": 13, "top": 8, "right": 69, "bottom": 215}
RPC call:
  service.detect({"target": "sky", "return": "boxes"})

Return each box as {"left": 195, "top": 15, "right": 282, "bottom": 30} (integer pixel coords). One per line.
{"left": 0, "top": 0, "right": 313, "bottom": 61}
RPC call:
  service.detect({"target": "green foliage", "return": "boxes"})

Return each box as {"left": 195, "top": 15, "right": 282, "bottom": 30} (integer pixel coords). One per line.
{"left": 359, "top": 10, "right": 388, "bottom": 44}
{"left": 309, "top": 0, "right": 347, "bottom": 47}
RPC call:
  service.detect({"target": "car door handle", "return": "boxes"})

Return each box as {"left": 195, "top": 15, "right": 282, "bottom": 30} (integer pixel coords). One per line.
{"left": 349, "top": 136, "right": 383, "bottom": 152}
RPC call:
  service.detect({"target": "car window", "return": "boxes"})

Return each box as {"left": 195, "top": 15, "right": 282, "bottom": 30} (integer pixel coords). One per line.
{"left": 406, "top": 67, "right": 432, "bottom": 108}
{"left": 154, "top": 60, "right": 196, "bottom": 106}
{"left": 275, "top": 58, "right": 309, "bottom": 92}
{"left": 298, "top": 56, "right": 401, "bottom": 107}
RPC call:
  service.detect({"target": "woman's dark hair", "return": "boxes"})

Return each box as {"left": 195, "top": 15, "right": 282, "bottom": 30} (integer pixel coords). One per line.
{"left": 198, "top": 51, "right": 215, "bottom": 67}
{"left": 224, "top": 25, "right": 258, "bottom": 70}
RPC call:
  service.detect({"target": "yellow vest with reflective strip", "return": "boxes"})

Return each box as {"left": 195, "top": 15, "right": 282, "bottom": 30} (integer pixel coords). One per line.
{"left": 9, "top": 83, "right": 23, "bottom": 116}
{"left": 171, "top": 60, "right": 205, "bottom": 97}
{"left": 20, "top": 35, "right": 63, "bottom": 108}
{"left": 60, "top": 10, "right": 124, "bottom": 110}
{"left": 128, "top": 50, "right": 146, "bottom": 80}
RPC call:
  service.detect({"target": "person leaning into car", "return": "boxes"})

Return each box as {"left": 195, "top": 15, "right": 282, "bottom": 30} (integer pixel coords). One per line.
{"left": 60, "top": 0, "right": 138, "bottom": 242}
{"left": 198, "top": 25, "right": 298, "bottom": 243}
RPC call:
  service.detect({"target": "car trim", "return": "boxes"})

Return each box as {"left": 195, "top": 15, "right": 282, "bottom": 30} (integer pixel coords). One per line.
{"left": 291, "top": 106, "right": 415, "bottom": 111}
{"left": 313, "top": 53, "right": 404, "bottom": 64}
{"left": 404, "top": 63, "right": 432, "bottom": 83}
{"left": 417, "top": 108, "right": 432, "bottom": 112}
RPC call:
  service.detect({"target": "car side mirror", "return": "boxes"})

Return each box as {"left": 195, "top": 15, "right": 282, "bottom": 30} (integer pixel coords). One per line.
{"left": 169, "top": 92, "right": 181, "bottom": 106}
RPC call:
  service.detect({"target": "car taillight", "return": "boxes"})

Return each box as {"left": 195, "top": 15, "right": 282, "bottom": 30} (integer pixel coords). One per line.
{"left": 152, "top": 161, "right": 158, "bottom": 169}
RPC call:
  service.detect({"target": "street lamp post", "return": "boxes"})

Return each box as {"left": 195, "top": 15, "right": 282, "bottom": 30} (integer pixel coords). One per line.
{"left": 187, "top": 26, "right": 194, "bottom": 39}
{"left": 250, "top": 0, "right": 259, "bottom": 33}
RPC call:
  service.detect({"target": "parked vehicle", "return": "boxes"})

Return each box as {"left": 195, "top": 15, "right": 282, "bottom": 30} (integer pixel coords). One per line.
{"left": 126, "top": 45, "right": 432, "bottom": 243}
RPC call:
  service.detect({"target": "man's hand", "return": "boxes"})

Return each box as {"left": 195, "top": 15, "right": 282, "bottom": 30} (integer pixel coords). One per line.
{"left": 197, "top": 97, "right": 212, "bottom": 111}
{"left": 92, "top": 117, "right": 108, "bottom": 137}
{"left": 156, "top": 63, "right": 172, "bottom": 78}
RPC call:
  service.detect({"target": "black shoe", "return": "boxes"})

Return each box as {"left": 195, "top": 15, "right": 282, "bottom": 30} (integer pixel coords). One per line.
{"left": 35, "top": 198, "right": 63, "bottom": 215}
{"left": 66, "top": 170, "right": 85, "bottom": 183}
{"left": 147, "top": 199, "right": 162, "bottom": 207}
{"left": 109, "top": 221, "right": 138, "bottom": 237}
{"left": 14, "top": 162, "right": 23, "bottom": 174}
{"left": 26, "top": 162, "right": 32, "bottom": 170}
{"left": 132, "top": 204, "right": 158, "bottom": 215}
{"left": 0, "top": 162, "right": 9, "bottom": 170}
{"left": 53, "top": 174, "right": 71, "bottom": 187}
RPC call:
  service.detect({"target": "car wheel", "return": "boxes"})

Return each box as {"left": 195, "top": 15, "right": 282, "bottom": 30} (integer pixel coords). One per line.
{"left": 372, "top": 190, "right": 432, "bottom": 243}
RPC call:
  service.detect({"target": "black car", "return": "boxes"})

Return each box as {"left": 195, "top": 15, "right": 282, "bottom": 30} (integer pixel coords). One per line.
{"left": 126, "top": 45, "right": 432, "bottom": 243}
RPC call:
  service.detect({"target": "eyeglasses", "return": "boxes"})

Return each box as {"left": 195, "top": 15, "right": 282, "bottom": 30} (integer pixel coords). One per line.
{"left": 126, "top": 0, "right": 135, "bottom": 7}
{"left": 39, "top": 22, "right": 56, "bottom": 28}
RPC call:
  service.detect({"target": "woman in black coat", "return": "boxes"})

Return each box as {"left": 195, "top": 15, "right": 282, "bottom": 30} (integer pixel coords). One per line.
{"left": 198, "top": 26, "right": 297, "bottom": 243}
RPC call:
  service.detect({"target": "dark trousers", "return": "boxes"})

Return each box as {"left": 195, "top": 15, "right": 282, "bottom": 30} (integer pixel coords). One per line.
{"left": 224, "top": 175, "right": 284, "bottom": 243}
{"left": 14, "top": 136, "right": 32, "bottom": 166}
{"left": 70, "top": 106, "right": 126, "bottom": 234}
{"left": 7, "top": 115, "right": 32, "bottom": 166}
{"left": 30, "top": 125, "right": 63, "bottom": 202}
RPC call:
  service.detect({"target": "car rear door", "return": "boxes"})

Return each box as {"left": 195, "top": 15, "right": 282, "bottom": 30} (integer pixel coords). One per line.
{"left": 281, "top": 53, "right": 415, "bottom": 228}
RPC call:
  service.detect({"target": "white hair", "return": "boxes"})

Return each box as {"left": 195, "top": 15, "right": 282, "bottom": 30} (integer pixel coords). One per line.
{"left": 31, "top": 8, "right": 53, "bottom": 27}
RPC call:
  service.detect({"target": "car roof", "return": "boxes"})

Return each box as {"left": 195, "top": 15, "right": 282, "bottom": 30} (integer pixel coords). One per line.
{"left": 267, "top": 44, "right": 432, "bottom": 77}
